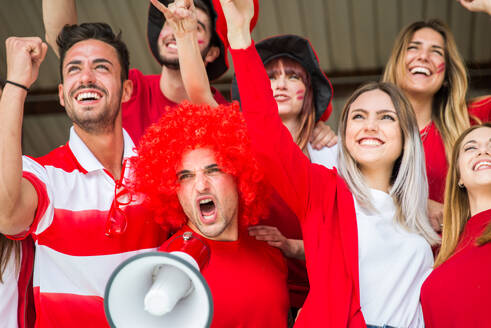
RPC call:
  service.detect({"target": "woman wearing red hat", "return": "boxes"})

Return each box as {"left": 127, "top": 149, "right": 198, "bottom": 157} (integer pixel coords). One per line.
{"left": 230, "top": 34, "right": 337, "bottom": 313}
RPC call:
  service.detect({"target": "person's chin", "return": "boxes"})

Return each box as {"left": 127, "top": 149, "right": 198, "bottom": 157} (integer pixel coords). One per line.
{"left": 159, "top": 55, "right": 180, "bottom": 70}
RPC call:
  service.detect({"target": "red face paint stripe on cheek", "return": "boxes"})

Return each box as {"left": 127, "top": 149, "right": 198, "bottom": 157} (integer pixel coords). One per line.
{"left": 296, "top": 89, "right": 305, "bottom": 101}
{"left": 436, "top": 63, "right": 445, "bottom": 74}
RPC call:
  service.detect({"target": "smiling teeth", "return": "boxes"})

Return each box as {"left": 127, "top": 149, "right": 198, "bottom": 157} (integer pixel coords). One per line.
{"left": 410, "top": 67, "right": 431, "bottom": 76}
{"left": 76, "top": 92, "right": 101, "bottom": 101}
{"left": 167, "top": 43, "right": 177, "bottom": 49}
{"left": 360, "top": 139, "right": 382, "bottom": 146}
{"left": 275, "top": 95, "right": 289, "bottom": 100}
{"left": 474, "top": 161, "right": 491, "bottom": 170}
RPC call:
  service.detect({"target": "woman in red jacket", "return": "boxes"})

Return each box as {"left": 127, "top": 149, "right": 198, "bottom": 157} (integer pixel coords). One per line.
{"left": 231, "top": 34, "right": 337, "bottom": 312}
{"left": 219, "top": 0, "right": 439, "bottom": 327}
{"left": 421, "top": 122, "right": 491, "bottom": 327}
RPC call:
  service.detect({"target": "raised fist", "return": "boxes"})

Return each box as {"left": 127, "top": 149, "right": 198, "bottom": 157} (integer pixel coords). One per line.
{"left": 5, "top": 37, "right": 48, "bottom": 89}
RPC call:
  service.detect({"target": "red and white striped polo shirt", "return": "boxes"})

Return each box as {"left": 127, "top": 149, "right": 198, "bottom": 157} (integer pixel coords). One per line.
{"left": 15, "top": 128, "right": 167, "bottom": 328}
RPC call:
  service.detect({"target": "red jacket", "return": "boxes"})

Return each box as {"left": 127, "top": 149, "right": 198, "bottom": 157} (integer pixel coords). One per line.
{"left": 231, "top": 43, "right": 366, "bottom": 328}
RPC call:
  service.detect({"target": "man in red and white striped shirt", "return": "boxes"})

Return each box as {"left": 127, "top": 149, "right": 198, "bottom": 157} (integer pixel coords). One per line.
{"left": 0, "top": 24, "right": 167, "bottom": 327}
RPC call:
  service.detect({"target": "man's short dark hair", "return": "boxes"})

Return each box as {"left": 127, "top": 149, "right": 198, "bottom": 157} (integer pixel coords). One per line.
{"left": 57, "top": 22, "right": 130, "bottom": 83}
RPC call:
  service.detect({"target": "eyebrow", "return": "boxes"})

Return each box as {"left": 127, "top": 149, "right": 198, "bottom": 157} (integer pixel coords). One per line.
{"left": 176, "top": 169, "right": 191, "bottom": 176}
{"left": 93, "top": 58, "right": 113, "bottom": 66}
{"left": 65, "top": 58, "right": 113, "bottom": 67}
{"left": 176, "top": 164, "right": 219, "bottom": 176}
{"left": 350, "top": 108, "right": 397, "bottom": 115}
{"left": 463, "top": 138, "right": 491, "bottom": 147}
{"left": 197, "top": 20, "right": 207, "bottom": 32}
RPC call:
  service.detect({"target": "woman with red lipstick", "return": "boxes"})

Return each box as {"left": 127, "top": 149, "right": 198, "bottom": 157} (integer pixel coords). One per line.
{"left": 383, "top": 19, "right": 490, "bottom": 232}
{"left": 421, "top": 123, "right": 491, "bottom": 327}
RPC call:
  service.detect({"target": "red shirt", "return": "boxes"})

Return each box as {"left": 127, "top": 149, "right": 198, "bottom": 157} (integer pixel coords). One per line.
{"left": 258, "top": 190, "right": 309, "bottom": 308}
{"left": 231, "top": 43, "right": 365, "bottom": 328}
{"left": 161, "top": 226, "right": 289, "bottom": 328}
{"left": 421, "top": 209, "right": 491, "bottom": 327}
{"left": 420, "top": 122, "right": 447, "bottom": 203}
{"left": 123, "top": 69, "right": 228, "bottom": 146}
{"left": 469, "top": 96, "right": 491, "bottom": 124}
{"left": 421, "top": 97, "right": 491, "bottom": 203}
{"left": 15, "top": 129, "right": 167, "bottom": 328}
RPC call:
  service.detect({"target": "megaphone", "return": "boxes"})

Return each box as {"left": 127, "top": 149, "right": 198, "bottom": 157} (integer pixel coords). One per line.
{"left": 104, "top": 231, "right": 213, "bottom": 327}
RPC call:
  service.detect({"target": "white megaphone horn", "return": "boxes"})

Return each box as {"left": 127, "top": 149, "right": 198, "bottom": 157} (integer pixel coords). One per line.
{"left": 104, "top": 231, "right": 213, "bottom": 327}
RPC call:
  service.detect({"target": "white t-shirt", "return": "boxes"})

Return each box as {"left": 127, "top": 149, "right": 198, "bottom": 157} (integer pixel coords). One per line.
{"left": 356, "top": 189, "right": 433, "bottom": 328}
{"left": 308, "top": 143, "right": 338, "bottom": 169}
{"left": 0, "top": 247, "right": 20, "bottom": 328}
{"left": 309, "top": 143, "right": 432, "bottom": 327}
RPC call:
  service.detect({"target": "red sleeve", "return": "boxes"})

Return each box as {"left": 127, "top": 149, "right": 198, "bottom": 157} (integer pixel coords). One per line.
{"left": 468, "top": 96, "right": 491, "bottom": 124}
{"left": 7, "top": 172, "right": 50, "bottom": 240}
{"left": 127, "top": 68, "right": 144, "bottom": 103}
{"left": 230, "top": 43, "right": 313, "bottom": 222}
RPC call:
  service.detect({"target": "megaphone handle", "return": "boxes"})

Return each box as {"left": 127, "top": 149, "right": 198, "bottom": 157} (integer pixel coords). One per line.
{"left": 160, "top": 231, "right": 211, "bottom": 270}
{"left": 144, "top": 264, "right": 193, "bottom": 316}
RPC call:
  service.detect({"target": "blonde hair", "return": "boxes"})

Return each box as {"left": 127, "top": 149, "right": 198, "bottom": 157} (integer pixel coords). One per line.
{"left": 337, "top": 82, "right": 440, "bottom": 245}
{"left": 435, "top": 123, "right": 491, "bottom": 267}
{"left": 383, "top": 19, "right": 471, "bottom": 160}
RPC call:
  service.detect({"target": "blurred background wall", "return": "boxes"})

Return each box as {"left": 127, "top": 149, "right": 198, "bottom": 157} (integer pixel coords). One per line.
{"left": 0, "top": 0, "right": 489, "bottom": 157}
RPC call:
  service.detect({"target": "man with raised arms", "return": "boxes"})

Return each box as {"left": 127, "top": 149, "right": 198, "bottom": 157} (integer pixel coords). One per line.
{"left": 0, "top": 24, "right": 166, "bottom": 327}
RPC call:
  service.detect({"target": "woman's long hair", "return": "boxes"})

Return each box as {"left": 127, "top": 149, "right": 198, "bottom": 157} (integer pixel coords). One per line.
{"left": 383, "top": 19, "right": 471, "bottom": 160}
{"left": 435, "top": 123, "right": 491, "bottom": 267}
{"left": 0, "top": 235, "right": 20, "bottom": 283}
{"left": 265, "top": 57, "right": 315, "bottom": 151}
{"left": 337, "top": 82, "right": 440, "bottom": 245}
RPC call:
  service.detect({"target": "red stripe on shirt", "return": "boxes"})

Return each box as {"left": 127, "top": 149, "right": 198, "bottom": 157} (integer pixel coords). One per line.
{"left": 30, "top": 144, "right": 87, "bottom": 174}
{"left": 37, "top": 206, "right": 168, "bottom": 256}
{"left": 34, "top": 287, "right": 109, "bottom": 328}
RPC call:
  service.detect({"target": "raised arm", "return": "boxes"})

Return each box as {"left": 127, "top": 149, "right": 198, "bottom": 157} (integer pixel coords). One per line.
{"left": 0, "top": 37, "right": 47, "bottom": 235}
{"left": 219, "top": 0, "right": 313, "bottom": 220}
{"left": 457, "top": 0, "right": 491, "bottom": 15}
{"left": 151, "top": 0, "right": 217, "bottom": 106}
{"left": 42, "top": 0, "right": 77, "bottom": 57}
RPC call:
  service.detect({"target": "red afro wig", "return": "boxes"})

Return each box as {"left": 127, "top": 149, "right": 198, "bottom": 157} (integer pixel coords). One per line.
{"left": 132, "top": 102, "right": 269, "bottom": 231}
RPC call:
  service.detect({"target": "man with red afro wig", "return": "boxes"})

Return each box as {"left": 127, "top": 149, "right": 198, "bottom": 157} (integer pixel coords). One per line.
{"left": 132, "top": 101, "right": 290, "bottom": 327}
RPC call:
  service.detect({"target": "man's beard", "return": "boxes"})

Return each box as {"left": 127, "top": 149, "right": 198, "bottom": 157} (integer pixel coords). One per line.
{"left": 64, "top": 87, "right": 122, "bottom": 135}
{"left": 68, "top": 105, "right": 119, "bottom": 135}
{"left": 159, "top": 43, "right": 212, "bottom": 70}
